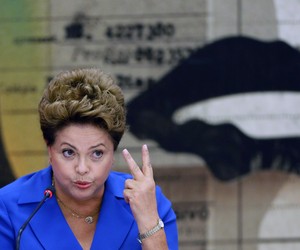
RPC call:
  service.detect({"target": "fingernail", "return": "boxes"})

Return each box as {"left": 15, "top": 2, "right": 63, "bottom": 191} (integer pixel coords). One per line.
{"left": 143, "top": 144, "right": 148, "bottom": 150}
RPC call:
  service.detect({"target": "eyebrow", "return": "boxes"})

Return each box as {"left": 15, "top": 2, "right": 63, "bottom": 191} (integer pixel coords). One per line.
{"left": 60, "top": 142, "right": 106, "bottom": 150}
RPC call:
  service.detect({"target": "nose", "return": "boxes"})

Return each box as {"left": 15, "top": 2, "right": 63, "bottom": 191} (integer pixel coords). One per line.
{"left": 76, "top": 157, "right": 89, "bottom": 175}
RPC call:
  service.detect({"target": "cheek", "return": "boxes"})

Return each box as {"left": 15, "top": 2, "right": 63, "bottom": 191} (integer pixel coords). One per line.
{"left": 50, "top": 156, "right": 61, "bottom": 168}
{"left": 48, "top": 149, "right": 61, "bottom": 167}
{"left": 51, "top": 157, "right": 71, "bottom": 178}
{"left": 94, "top": 158, "right": 113, "bottom": 178}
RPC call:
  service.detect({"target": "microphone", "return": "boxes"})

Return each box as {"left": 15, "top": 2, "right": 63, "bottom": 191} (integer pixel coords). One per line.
{"left": 16, "top": 186, "right": 55, "bottom": 250}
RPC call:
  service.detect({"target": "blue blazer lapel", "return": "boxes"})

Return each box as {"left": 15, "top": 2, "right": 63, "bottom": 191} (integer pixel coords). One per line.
{"left": 29, "top": 198, "right": 82, "bottom": 250}
{"left": 91, "top": 188, "right": 134, "bottom": 250}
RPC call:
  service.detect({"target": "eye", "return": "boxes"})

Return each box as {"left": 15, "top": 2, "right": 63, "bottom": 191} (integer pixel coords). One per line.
{"left": 92, "top": 150, "right": 103, "bottom": 160}
{"left": 62, "top": 149, "right": 75, "bottom": 158}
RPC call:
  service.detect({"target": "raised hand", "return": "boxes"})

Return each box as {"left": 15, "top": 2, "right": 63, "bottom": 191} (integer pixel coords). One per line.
{"left": 122, "top": 144, "right": 159, "bottom": 233}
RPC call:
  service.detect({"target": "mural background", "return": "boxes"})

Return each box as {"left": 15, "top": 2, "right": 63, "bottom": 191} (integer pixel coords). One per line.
{"left": 1, "top": 0, "right": 300, "bottom": 249}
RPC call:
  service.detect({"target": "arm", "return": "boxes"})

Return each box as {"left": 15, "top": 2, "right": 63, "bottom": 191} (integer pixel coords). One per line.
{"left": 122, "top": 144, "right": 178, "bottom": 250}
{"left": 0, "top": 198, "right": 15, "bottom": 250}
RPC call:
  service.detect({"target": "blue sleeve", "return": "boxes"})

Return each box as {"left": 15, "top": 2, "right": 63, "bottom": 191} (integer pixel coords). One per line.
{"left": 0, "top": 198, "right": 15, "bottom": 250}
{"left": 156, "top": 186, "right": 179, "bottom": 250}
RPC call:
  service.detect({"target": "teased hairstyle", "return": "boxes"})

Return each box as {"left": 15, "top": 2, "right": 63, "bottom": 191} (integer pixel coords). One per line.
{"left": 38, "top": 68, "right": 126, "bottom": 150}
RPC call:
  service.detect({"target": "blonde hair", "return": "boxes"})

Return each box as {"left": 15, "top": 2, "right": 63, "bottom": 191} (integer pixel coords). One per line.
{"left": 38, "top": 68, "right": 126, "bottom": 150}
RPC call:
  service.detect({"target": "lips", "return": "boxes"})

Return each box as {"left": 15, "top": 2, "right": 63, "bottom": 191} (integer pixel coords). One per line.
{"left": 74, "top": 181, "right": 92, "bottom": 189}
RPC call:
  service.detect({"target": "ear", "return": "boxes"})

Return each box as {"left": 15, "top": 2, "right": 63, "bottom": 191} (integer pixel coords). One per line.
{"left": 47, "top": 146, "right": 52, "bottom": 164}
{"left": 111, "top": 157, "right": 115, "bottom": 170}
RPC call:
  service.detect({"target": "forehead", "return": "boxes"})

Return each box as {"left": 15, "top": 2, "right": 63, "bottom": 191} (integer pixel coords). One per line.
{"left": 55, "top": 123, "right": 112, "bottom": 146}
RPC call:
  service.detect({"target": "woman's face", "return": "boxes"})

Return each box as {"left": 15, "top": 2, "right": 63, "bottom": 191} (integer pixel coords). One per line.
{"left": 48, "top": 123, "right": 114, "bottom": 202}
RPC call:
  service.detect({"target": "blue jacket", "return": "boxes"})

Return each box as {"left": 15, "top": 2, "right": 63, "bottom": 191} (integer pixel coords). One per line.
{"left": 0, "top": 166, "right": 178, "bottom": 249}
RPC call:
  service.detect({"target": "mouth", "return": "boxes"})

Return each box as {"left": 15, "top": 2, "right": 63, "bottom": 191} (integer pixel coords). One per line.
{"left": 74, "top": 181, "right": 92, "bottom": 189}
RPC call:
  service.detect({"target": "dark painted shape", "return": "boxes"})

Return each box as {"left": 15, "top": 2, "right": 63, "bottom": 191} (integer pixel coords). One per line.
{"left": 127, "top": 36, "right": 300, "bottom": 181}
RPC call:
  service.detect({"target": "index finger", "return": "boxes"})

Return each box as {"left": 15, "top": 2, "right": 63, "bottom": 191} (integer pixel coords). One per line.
{"left": 142, "top": 144, "right": 153, "bottom": 177}
{"left": 122, "top": 148, "right": 144, "bottom": 180}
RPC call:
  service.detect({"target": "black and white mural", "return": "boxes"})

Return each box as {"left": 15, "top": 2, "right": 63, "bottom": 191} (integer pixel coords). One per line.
{"left": 2, "top": 0, "right": 300, "bottom": 249}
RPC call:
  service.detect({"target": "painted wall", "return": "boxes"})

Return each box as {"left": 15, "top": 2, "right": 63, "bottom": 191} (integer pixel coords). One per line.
{"left": 1, "top": 0, "right": 300, "bottom": 249}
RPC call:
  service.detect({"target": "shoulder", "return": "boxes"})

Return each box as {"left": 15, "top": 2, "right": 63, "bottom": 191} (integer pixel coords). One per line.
{"left": 107, "top": 171, "right": 133, "bottom": 189}
{"left": 0, "top": 172, "right": 35, "bottom": 197}
{"left": 105, "top": 171, "right": 132, "bottom": 197}
{"left": 0, "top": 167, "right": 52, "bottom": 201}
{"left": 109, "top": 171, "right": 133, "bottom": 181}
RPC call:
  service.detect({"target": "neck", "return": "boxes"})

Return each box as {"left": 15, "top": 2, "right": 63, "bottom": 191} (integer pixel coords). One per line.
{"left": 56, "top": 189, "right": 103, "bottom": 216}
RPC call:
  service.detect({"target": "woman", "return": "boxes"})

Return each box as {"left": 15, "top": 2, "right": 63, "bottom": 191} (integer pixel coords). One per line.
{"left": 0, "top": 68, "right": 178, "bottom": 249}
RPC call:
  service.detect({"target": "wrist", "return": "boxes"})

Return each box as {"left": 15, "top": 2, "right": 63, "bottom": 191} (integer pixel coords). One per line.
{"left": 137, "top": 218, "right": 164, "bottom": 244}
